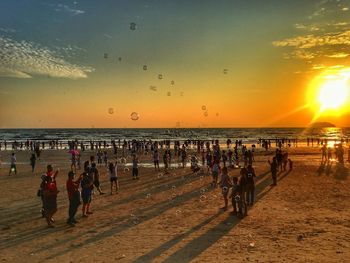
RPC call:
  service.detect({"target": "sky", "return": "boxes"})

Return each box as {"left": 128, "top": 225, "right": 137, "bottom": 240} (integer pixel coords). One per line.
{"left": 0, "top": 0, "right": 350, "bottom": 128}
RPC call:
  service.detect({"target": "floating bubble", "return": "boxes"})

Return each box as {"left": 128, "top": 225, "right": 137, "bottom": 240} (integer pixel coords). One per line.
{"left": 249, "top": 242, "right": 255, "bottom": 248}
{"left": 146, "top": 193, "right": 151, "bottom": 199}
{"left": 223, "top": 69, "right": 228, "bottom": 74}
{"left": 200, "top": 175, "right": 204, "bottom": 181}
{"left": 104, "top": 53, "right": 108, "bottom": 59}
{"left": 234, "top": 195, "right": 241, "bottom": 202}
{"left": 201, "top": 105, "right": 206, "bottom": 111}
{"left": 175, "top": 209, "right": 182, "bottom": 215}
{"left": 132, "top": 217, "right": 140, "bottom": 225}
{"left": 200, "top": 188, "right": 206, "bottom": 195}
{"left": 157, "top": 173, "right": 163, "bottom": 178}
{"left": 158, "top": 74, "right": 163, "bottom": 80}
{"left": 131, "top": 112, "right": 139, "bottom": 121}
{"left": 167, "top": 91, "right": 171, "bottom": 96}
{"left": 124, "top": 167, "right": 130, "bottom": 173}
{"left": 130, "top": 22, "right": 137, "bottom": 30}
{"left": 143, "top": 65, "right": 147, "bottom": 70}
{"left": 108, "top": 108, "right": 114, "bottom": 114}
{"left": 222, "top": 186, "right": 228, "bottom": 193}
{"left": 200, "top": 195, "right": 207, "bottom": 202}
{"left": 204, "top": 111, "right": 208, "bottom": 117}
{"left": 171, "top": 193, "right": 177, "bottom": 199}
{"left": 120, "top": 157, "right": 127, "bottom": 164}
{"left": 171, "top": 80, "right": 175, "bottom": 85}
{"left": 149, "top": 86, "right": 157, "bottom": 91}
{"left": 171, "top": 185, "right": 176, "bottom": 190}
{"left": 11, "top": 167, "right": 15, "bottom": 172}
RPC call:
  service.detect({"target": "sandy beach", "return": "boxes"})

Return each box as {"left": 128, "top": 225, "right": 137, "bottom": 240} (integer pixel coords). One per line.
{"left": 0, "top": 147, "right": 349, "bottom": 263}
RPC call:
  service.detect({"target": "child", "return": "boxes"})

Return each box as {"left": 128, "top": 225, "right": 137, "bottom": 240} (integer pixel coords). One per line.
{"left": 219, "top": 167, "right": 232, "bottom": 210}
{"left": 190, "top": 154, "right": 200, "bottom": 173}
{"left": 91, "top": 163, "right": 104, "bottom": 194}
{"left": 8, "top": 153, "right": 17, "bottom": 176}
{"left": 239, "top": 167, "right": 248, "bottom": 217}
{"left": 108, "top": 162, "right": 119, "bottom": 194}
{"left": 66, "top": 171, "right": 83, "bottom": 226}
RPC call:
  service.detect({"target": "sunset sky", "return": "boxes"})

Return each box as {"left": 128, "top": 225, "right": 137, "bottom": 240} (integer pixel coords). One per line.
{"left": 1, "top": 0, "right": 350, "bottom": 128}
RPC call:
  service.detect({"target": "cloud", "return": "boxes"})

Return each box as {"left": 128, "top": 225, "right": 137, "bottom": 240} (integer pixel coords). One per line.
{"left": 0, "top": 37, "right": 94, "bottom": 79}
{"left": 325, "top": 52, "right": 349, "bottom": 58}
{"left": 55, "top": 4, "right": 85, "bottom": 15}
{"left": 273, "top": 30, "right": 350, "bottom": 49}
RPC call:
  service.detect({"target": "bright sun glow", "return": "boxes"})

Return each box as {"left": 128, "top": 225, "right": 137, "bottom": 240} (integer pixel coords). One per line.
{"left": 318, "top": 79, "right": 348, "bottom": 111}
{"left": 307, "top": 67, "right": 350, "bottom": 117}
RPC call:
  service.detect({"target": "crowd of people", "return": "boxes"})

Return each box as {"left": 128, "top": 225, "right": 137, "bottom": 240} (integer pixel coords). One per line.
{"left": 1, "top": 137, "right": 349, "bottom": 227}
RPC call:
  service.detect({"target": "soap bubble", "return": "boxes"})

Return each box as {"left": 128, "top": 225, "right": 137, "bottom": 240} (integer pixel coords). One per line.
{"left": 223, "top": 69, "right": 228, "bottom": 74}
{"left": 146, "top": 193, "right": 151, "bottom": 199}
{"left": 175, "top": 209, "right": 181, "bottom": 215}
{"left": 124, "top": 167, "right": 130, "bottom": 173}
{"left": 130, "top": 22, "right": 137, "bottom": 30}
{"left": 108, "top": 108, "right": 114, "bottom": 114}
{"left": 204, "top": 111, "right": 208, "bottom": 117}
{"left": 171, "top": 185, "right": 176, "bottom": 191}
{"left": 200, "top": 188, "right": 206, "bottom": 195}
{"left": 158, "top": 74, "right": 163, "bottom": 80}
{"left": 171, "top": 80, "right": 175, "bottom": 85}
{"left": 222, "top": 186, "right": 228, "bottom": 193}
{"left": 132, "top": 217, "right": 139, "bottom": 225}
{"left": 201, "top": 105, "right": 206, "bottom": 111}
{"left": 104, "top": 53, "right": 108, "bottom": 59}
{"left": 157, "top": 173, "right": 163, "bottom": 178}
{"left": 149, "top": 86, "right": 157, "bottom": 91}
{"left": 131, "top": 112, "right": 139, "bottom": 121}
{"left": 143, "top": 65, "right": 147, "bottom": 70}
{"left": 167, "top": 91, "right": 171, "bottom": 96}
{"left": 200, "top": 195, "right": 207, "bottom": 202}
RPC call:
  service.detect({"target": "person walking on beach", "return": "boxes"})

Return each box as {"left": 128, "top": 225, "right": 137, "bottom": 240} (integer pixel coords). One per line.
{"left": 132, "top": 154, "right": 139, "bottom": 180}
{"left": 8, "top": 153, "right": 17, "bottom": 176}
{"left": 238, "top": 167, "right": 248, "bottom": 217}
{"left": 268, "top": 157, "right": 278, "bottom": 186}
{"left": 219, "top": 167, "right": 232, "bottom": 210}
{"left": 43, "top": 176, "right": 59, "bottom": 227}
{"left": 246, "top": 164, "right": 256, "bottom": 206}
{"left": 211, "top": 161, "right": 220, "bottom": 187}
{"left": 108, "top": 162, "right": 119, "bottom": 194}
{"left": 66, "top": 171, "right": 83, "bottom": 226}
{"left": 30, "top": 153, "right": 36, "bottom": 173}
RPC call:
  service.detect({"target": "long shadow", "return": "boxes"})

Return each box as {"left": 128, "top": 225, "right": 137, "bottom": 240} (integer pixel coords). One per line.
{"left": 161, "top": 170, "right": 292, "bottom": 263}
{"left": 0, "top": 171, "right": 201, "bottom": 250}
{"left": 334, "top": 163, "right": 349, "bottom": 181}
{"left": 43, "top": 185, "right": 214, "bottom": 261}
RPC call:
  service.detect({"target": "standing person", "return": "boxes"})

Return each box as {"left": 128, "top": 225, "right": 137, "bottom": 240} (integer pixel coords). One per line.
{"left": 218, "top": 167, "right": 232, "bottom": 210}
{"left": 132, "top": 154, "right": 139, "bottom": 180}
{"left": 163, "top": 151, "right": 169, "bottom": 173}
{"left": 327, "top": 146, "right": 333, "bottom": 162}
{"left": 66, "top": 171, "right": 83, "bottom": 226}
{"left": 43, "top": 176, "right": 59, "bottom": 228}
{"left": 211, "top": 161, "right": 220, "bottom": 187}
{"left": 30, "top": 153, "right": 36, "bottom": 173}
{"left": 268, "top": 157, "right": 278, "bottom": 186}
{"left": 108, "top": 162, "right": 119, "bottom": 195}
{"left": 246, "top": 165, "right": 256, "bottom": 206}
{"left": 103, "top": 151, "right": 108, "bottom": 166}
{"left": 81, "top": 171, "right": 93, "bottom": 217}
{"left": 91, "top": 163, "right": 105, "bottom": 194}
{"left": 153, "top": 150, "right": 160, "bottom": 171}
{"left": 321, "top": 144, "right": 327, "bottom": 162}
{"left": 206, "top": 151, "right": 213, "bottom": 174}
{"left": 239, "top": 167, "right": 248, "bottom": 217}
{"left": 8, "top": 153, "right": 17, "bottom": 176}
{"left": 230, "top": 177, "right": 242, "bottom": 217}
{"left": 97, "top": 150, "right": 103, "bottom": 165}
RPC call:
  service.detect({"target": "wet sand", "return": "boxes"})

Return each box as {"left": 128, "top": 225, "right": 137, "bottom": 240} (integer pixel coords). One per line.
{"left": 0, "top": 147, "right": 349, "bottom": 262}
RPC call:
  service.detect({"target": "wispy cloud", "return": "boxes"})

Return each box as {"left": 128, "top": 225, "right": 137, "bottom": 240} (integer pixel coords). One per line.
{"left": 273, "top": 0, "right": 350, "bottom": 67}
{"left": 0, "top": 37, "right": 94, "bottom": 79}
{"left": 55, "top": 4, "right": 85, "bottom": 15}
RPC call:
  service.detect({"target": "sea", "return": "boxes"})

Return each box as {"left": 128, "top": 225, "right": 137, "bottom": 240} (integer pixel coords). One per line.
{"left": 0, "top": 128, "right": 349, "bottom": 150}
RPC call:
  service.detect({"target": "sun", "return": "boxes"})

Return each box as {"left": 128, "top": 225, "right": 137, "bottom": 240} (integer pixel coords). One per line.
{"left": 318, "top": 79, "right": 348, "bottom": 111}
{"left": 307, "top": 67, "right": 350, "bottom": 117}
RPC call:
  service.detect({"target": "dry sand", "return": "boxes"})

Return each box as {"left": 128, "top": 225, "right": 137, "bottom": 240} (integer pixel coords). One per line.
{"left": 0, "top": 147, "right": 349, "bottom": 263}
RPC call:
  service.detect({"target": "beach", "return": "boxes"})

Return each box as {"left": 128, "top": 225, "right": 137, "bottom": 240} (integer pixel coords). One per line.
{"left": 0, "top": 147, "right": 349, "bottom": 263}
